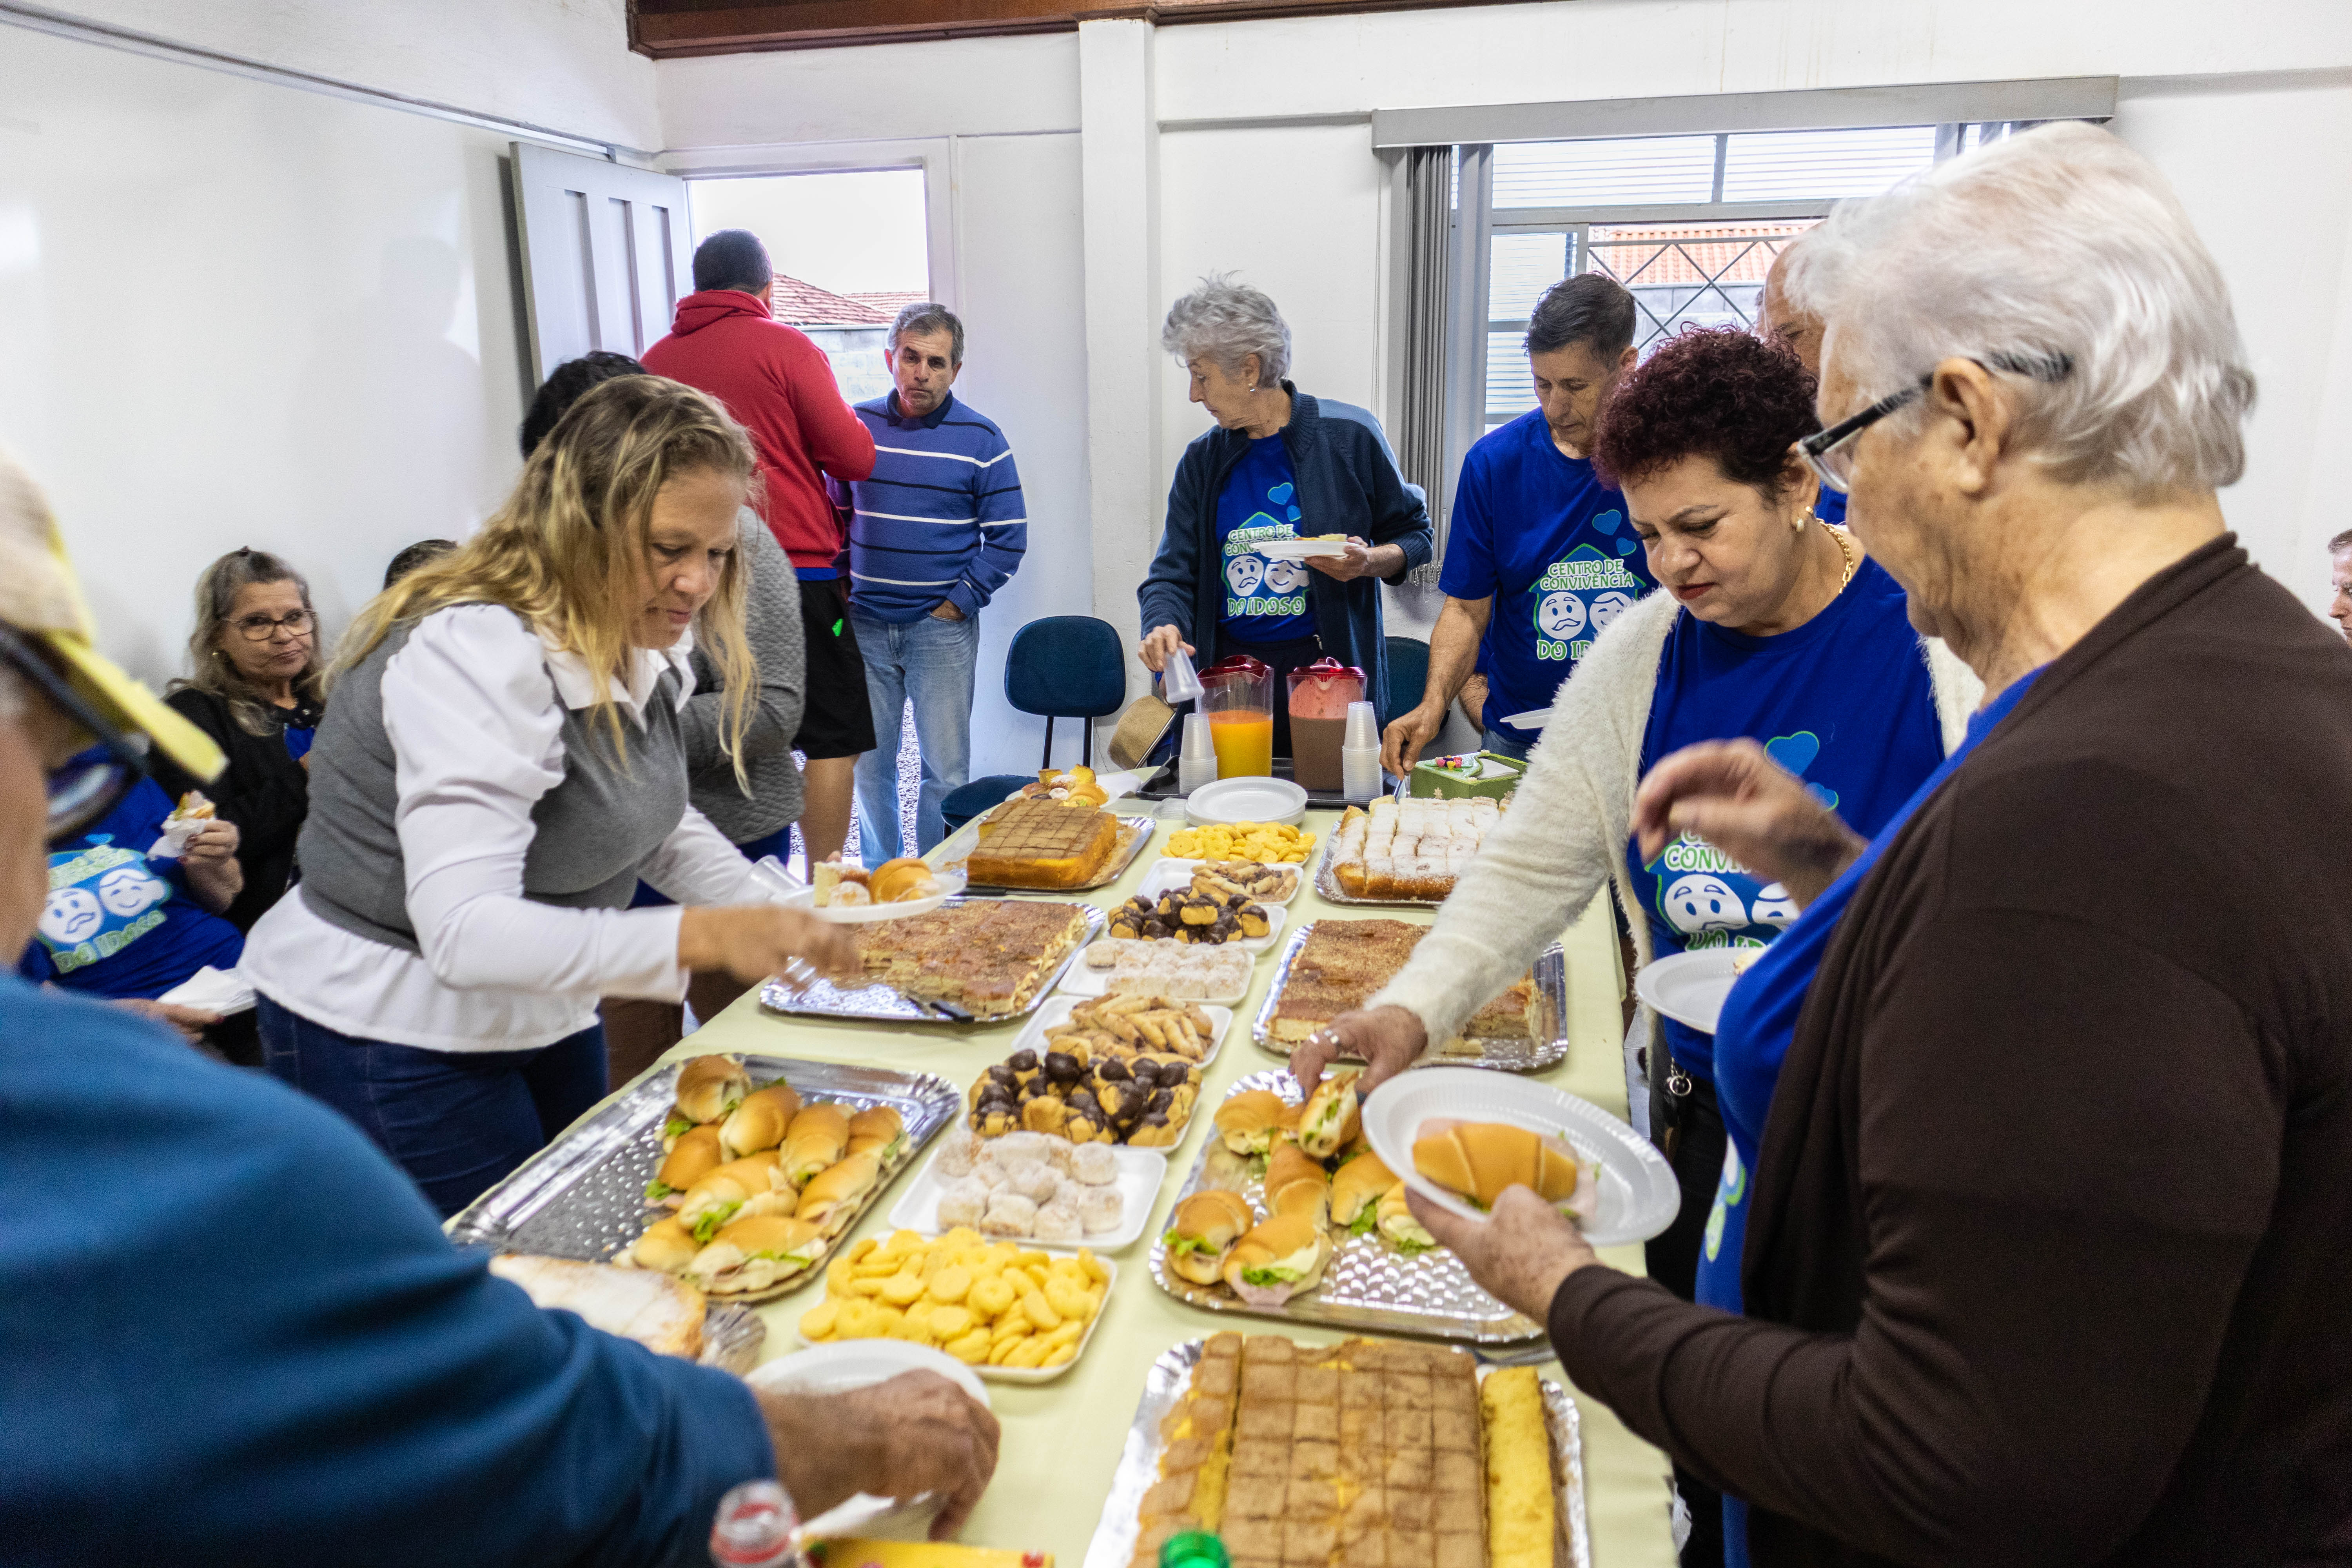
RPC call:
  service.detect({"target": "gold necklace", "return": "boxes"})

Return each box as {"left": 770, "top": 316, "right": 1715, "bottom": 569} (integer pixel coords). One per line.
{"left": 1823, "top": 519, "right": 1857, "bottom": 590}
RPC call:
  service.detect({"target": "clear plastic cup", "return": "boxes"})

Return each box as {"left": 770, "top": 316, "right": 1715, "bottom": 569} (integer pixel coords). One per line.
{"left": 1160, "top": 644, "right": 1204, "bottom": 705}
{"left": 1343, "top": 700, "right": 1379, "bottom": 750}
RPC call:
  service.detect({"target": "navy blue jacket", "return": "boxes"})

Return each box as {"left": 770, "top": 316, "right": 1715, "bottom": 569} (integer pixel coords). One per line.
{"left": 0, "top": 980, "right": 771, "bottom": 1567}
{"left": 1139, "top": 386, "right": 1434, "bottom": 726}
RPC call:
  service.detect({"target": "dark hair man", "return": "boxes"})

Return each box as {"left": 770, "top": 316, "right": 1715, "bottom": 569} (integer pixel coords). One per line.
{"left": 642, "top": 230, "right": 877, "bottom": 873}
{"left": 1383, "top": 273, "right": 1655, "bottom": 773}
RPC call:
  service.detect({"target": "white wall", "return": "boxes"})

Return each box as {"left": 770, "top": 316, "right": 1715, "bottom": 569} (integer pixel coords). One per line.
{"left": 30, "top": 0, "right": 659, "bottom": 150}
{"left": 0, "top": 21, "right": 538, "bottom": 686}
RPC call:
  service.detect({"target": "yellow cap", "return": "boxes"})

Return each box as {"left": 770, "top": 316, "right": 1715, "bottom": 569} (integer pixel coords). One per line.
{"left": 0, "top": 449, "right": 225, "bottom": 782}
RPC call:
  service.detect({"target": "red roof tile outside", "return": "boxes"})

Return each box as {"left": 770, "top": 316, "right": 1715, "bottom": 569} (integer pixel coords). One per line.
{"left": 768, "top": 274, "right": 893, "bottom": 327}
{"left": 850, "top": 291, "right": 933, "bottom": 320}
{"left": 1587, "top": 221, "right": 1817, "bottom": 289}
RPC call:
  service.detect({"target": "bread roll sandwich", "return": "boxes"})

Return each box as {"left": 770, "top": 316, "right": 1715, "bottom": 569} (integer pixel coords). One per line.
{"left": 489, "top": 1253, "right": 707, "bottom": 1358}
{"left": 673, "top": 1054, "right": 750, "bottom": 1127}
{"left": 1376, "top": 1182, "right": 1438, "bottom": 1255}
{"left": 719, "top": 1083, "right": 803, "bottom": 1160}
{"left": 1412, "top": 1118, "right": 1598, "bottom": 1218}
{"left": 1329, "top": 1150, "right": 1399, "bottom": 1235}
{"left": 1161, "top": 1189, "right": 1254, "bottom": 1286}
{"left": 1213, "top": 1089, "right": 1288, "bottom": 1156}
{"left": 1263, "top": 1144, "right": 1330, "bottom": 1227}
{"left": 796, "top": 1148, "right": 883, "bottom": 1231}
{"left": 647, "top": 1123, "right": 724, "bottom": 1201}
{"left": 844, "top": 1105, "right": 906, "bottom": 1161}
{"left": 686, "top": 1213, "right": 828, "bottom": 1295}
{"left": 677, "top": 1153, "right": 794, "bottom": 1242}
{"left": 1296, "top": 1069, "right": 1362, "bottom": 1158}
{"left": 621, "top": 1215, "right": 702, "bottom": 1275}
{"left": 781, "top": 1103, "right": 851, "bottom": 1187}
{"left": 1221, "top": 1213, "right": 1331, "bottom": 1307}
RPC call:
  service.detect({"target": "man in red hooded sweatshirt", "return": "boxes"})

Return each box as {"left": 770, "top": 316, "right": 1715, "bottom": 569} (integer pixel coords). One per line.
{"left": 644, "top": 229, "right": 878, "bottom": 871}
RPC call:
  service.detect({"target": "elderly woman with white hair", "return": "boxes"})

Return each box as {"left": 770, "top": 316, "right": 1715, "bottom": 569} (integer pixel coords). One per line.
{"left": 1139, "top": 274, "right": 1432, "bottom": 754}
{"left": 1398, "top": 123, "right": 2352, "bottom": 1565}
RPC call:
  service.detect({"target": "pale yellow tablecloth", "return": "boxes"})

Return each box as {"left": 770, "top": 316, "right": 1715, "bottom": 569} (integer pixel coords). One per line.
{"left": 660, "top": 807, "right": 1678, "bottom": 1566}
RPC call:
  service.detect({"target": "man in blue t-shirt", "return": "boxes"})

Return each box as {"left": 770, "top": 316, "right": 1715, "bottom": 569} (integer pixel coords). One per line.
{"left": 1383, "top": 275, "right": 1657, "bottom": 772}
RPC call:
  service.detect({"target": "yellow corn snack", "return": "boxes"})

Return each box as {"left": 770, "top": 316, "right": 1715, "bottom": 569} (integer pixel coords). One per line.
{"left": 798, "top": 1228, "right": 1107, "bottom": 1373}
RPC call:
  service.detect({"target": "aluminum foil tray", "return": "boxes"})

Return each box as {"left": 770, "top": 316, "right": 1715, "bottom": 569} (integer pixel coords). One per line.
{"left": 758, "top": 900, "right": 1106, "bottom": 1024}
{"left": 1146, "top": 1070, "right": 1543, "bottom": 1343}
{"left": 445, "top": 1054, "right": 961, "bottom": 1305}
{"left": 1080, "top": 1337, "right": 1592, "bottom": 1568}
{"left": 1312, "top": 830, "right": 1447, "bottom": 909}
{"left": 1252, "top": 921, "right": 1571, "bottom": 1073}
{"left": 699, "top": 1304, "right": 766, "bottom": 1374}
{"left": 943, "top": 814, "right": 1158, "bottom": 895}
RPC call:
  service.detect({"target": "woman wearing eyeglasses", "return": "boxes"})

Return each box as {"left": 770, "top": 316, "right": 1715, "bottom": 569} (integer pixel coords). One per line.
{"left": 1291, "top": 325, "right": 1978, "bottom": 1568}
{"left": 153, "top": 549, "right": 324, "bottom": 931}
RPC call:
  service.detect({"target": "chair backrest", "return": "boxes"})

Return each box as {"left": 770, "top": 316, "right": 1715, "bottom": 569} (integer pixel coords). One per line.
{"left": 1005, "top": 615, "right": 1127, "bottom": 720}
{"left": 1384, "top": 635, "right": 1430, "bottom": 725}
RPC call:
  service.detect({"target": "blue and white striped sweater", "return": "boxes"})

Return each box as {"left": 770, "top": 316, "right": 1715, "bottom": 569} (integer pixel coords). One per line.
{"left": 837, "top": 392, "right": 1027, "bottom": 622}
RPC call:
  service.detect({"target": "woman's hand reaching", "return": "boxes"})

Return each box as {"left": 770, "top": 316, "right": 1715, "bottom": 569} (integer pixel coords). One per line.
{"left": 677, "top": 905, "right": 862, "bottom": 987}
{"left": 1138, "top": 624, "right": 1193, "bottom": 675}
{"left": 1632, "top": 739, "right": 1867, "bottom": 911}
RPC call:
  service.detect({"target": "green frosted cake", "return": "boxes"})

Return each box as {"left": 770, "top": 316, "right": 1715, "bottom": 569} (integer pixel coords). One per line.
{"left": 1407, "top": 750, "right": 1527, "bottom": 800}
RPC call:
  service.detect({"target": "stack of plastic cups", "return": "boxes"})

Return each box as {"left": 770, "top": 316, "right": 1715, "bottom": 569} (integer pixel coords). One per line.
{"left": 1177, "top": 711, "right": 1219, "bottom": 796}
{"left": 1340, "top": 701, "right": 1383, "bottom": 802}
{"left": 1160, "top": 644, "right": 1204, "bottom": 705}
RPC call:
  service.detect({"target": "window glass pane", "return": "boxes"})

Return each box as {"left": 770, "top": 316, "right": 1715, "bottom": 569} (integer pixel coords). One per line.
{"left": 1583, "top": 222, "right": 1814, "bottom": 354}
{"left": 1485, "top": 330, "right": 1538, "bottom": 425}
{"left": 1492, "top": 135, "right": 1717, "bottom": 208}
{"left": 1719, "top": 126, "right": 1937, "bottom": 203}
{"left": 1488, "top": 232, "right": 1572, "bottom": 322}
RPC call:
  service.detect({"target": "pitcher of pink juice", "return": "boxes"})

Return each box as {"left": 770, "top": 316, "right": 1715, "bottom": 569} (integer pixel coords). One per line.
{"left": 1286, "top": 657, "right": 1366, "bottom": 791}
{"left": 1199, "top": 655, "right": 1274, "bottom": 779}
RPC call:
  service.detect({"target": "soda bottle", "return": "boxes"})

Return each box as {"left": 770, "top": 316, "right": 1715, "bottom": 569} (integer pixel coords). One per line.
{"left": 710, "top": 1478, "right": 801, "bottom": 1568}
{"left": 1159, "top": 1531, "right": 1231, "bottom": 1568}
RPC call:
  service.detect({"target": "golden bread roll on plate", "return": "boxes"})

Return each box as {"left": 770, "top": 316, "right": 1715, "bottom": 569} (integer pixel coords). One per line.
{"left": 1212, "top": 1089, "right": 1287, "bottom": 1156}
{"left": 622, "top": 1215, "right": 702, "bottom": 1275}
{"left": 796, "top": 1149, "right": 884, "bottom": 1230}
{"left": 1263, "top": 1144, "right": 1330, "bottom": 1228}
{"left": 719, "top": 1083, "right": 802, "bottom": 1159}
{"left": 652, "top": 1123, "right": 724, "bottom": 1198}
{"left": 1296, "top": 1069, "right": 1361, "bottom": 1158}
{"left": 781, "top": 1103, "right": 850, "bottom": 1186}
{"left": 1412, "top": 1118, "right": 1586, "bottom": 1210}
{"left": 673, "top": 1054, "right": 750, "bottom": 1125}
{"left": 1221, "top": 1212, "right": 1330, "bottom": 1307}
{"left": 687, "top": 1213, "right": 828, "bottom": 1295}
{"left": 1161, "top": 1189, "right": 1254, "bottom": 1285}
{"left": 1329, "top": 1150, "right": 1399, "bottom": 1232}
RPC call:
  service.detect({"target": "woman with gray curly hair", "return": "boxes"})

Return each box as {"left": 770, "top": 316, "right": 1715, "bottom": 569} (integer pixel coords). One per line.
{"left": 1404, "top": 122, "right": 2352, "bottom": 1564}
{"left": 1139, "top": 274, "right": 1431, "bottom": 756}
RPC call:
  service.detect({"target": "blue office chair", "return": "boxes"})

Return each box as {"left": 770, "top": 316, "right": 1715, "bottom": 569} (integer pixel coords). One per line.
{"left": 1384, "top": 635, "right": 1431, "bottom": 728}
{"left": 940, "top": 773, "right": 1032, "bottom": 836}
{"left": 1004, "top": 616, "right": 1126, "bottom": 769}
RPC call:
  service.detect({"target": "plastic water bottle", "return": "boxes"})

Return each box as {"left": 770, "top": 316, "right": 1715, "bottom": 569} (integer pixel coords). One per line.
{"left": 709, "top": 1479, "right": 801, "bottom": 1567}
{"left": 1160, "top": 1532, "right": 1231, "bottom": 1568}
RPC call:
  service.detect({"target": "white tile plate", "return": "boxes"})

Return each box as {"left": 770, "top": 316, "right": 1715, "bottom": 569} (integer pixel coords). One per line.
{"left": 1134, "top": 856, "right": 1306, "bottom": 907}
{"left": 1054, "top": 944, "right": 1255, "bottom": 1005}
{"left": 887, "top": 1137, "right": 1170, "bottom": 1252}
{"left": 1632, "top": 947, "right": 1756, "bottom": 1035}
{"left": 794, "top": 1258, "right": 1118, "bottom": 1383}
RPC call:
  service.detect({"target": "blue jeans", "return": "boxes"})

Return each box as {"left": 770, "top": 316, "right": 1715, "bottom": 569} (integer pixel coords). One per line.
{"left": 1481, "top": 727, "right": 1534, "bottom": 762}
{"left": 851, "top": 606, "right": 980, "bottom": 862}
{"left": 257, "top": 996, "right": 608, "bottom": 1218}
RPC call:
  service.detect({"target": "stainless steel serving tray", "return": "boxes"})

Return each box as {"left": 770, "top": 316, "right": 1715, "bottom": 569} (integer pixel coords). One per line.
{"left": 446, "top": 1054, "right": 960, "bottom": 1305}
{"left": 1251, "top": 920, "right": 1572, "bottom": 1073}
{"left": 1080, "top": 1337, "right": 1591, "bottom": 1568}
{"left": 1312, "top": 825, "right": 1449, "bottom": 909}
{"left": 940, "top": 813, "right": 1158, "bottom": 895}
{"left": 1147, "top": 1069, "right": 1543, "bottom": 1343}
{"left": 757, "top": 899, "right": 1107, "bottom": 1025}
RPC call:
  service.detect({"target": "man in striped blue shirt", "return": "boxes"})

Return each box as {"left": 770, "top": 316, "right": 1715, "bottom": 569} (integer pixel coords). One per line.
{"left": 838, "top": 303, "right": 1027, "bottom": 860}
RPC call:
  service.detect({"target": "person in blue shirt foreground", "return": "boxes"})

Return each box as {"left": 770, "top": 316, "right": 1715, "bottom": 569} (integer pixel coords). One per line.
{"left": 1383, "top": 273, "right": 1658, "bottom": 773}
{"left": 1291, "top": 326, "right": 1979, "bottom": 1568}
{"left": 0, "top": 450, "right": 1000, "bottom": 1566}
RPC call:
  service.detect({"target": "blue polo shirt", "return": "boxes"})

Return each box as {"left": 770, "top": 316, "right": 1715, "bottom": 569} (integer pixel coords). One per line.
{"left": 0, "top": 980, "right": 773, "bottom": 1566}
{"left": 19, "top": 776, "right": 244, "bottom": 1000}
{"left": 1439, "top": 408, "right": 1656, "bottom": 741}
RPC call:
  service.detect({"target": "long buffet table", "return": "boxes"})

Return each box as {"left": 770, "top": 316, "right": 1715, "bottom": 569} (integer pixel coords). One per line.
{"left": 648, "top": 804, "right": 1677, "bottom": 1566}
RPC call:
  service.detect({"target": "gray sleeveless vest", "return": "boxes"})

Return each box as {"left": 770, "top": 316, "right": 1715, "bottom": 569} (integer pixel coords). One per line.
{"left": 298, "top": 613, "right": 689, "bottom": 955}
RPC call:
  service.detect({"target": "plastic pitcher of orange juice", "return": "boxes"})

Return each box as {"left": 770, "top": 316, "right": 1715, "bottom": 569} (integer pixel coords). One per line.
{"left": 1200, "top": 655, "right": 1274, "bottom": 779}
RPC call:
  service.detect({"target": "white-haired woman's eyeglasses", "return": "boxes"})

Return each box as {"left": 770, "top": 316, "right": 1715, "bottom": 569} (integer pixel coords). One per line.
{"left": 1800, "top": 350, "right": 2074, "bottom": 494}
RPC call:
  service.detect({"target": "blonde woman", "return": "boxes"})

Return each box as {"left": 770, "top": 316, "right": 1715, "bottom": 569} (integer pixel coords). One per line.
{"left": 156, "top": 548, "right": 325, "bottom": 930}
{"left": 245, "top": 375, "right": 859, "bottom": 1216}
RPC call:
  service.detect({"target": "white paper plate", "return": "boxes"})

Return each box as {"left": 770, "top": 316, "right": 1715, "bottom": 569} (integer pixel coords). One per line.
{"left": 1094, "top": 895, "right": 1289, "bottom": 957}
{"left": 1633, "top": 948, "right": 1760, "bottom": 1035}
{"left": 1054, "top": 945, "right": 1254, "bottom": 1005}
{"left": 1184, "top": 775, "right": 1309, "bottom": 828}
{"left": 888, "top": 1138, "right": 1169, "bottom": 1251}
{"left": 1499, "top": 709, "right": 1551, "bottom": 731}
{"left": 1133, "top": 857, "right": 1306, "bottom": 908}
{"left": 793, "top": 1259, "right": 1118, "bottom": 1383}
{"left": 1360, "top": 1066, "right": 1680, "bottom": 1247}
{"left": 775, "top": 865, "right": 969, "bottom": 924}
{"left": 748, "top": 1339, "right": 990, "bottom": 1407}
{"left": 1253, "top": 536, "right": 1350, "bottom": 561}
{"left": 1006, "top": 991, "right": 1233, "bottom": 1068}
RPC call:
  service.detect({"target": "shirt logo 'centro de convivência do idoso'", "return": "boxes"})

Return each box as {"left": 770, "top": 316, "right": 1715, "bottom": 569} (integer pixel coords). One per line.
{"left": 1645, "top": 732, "right": 1841, "bottom": 954}
{"left": 1225, "top": 479, "right": 1310, "bottom": 619}
{"left": 1533, "top": 535, "right": 1644, "bottom": 664}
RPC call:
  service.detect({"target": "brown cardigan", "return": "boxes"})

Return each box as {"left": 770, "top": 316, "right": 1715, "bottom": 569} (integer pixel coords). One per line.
{"left": 1549, "top": 537, "right": 2352, "bottom": 1566}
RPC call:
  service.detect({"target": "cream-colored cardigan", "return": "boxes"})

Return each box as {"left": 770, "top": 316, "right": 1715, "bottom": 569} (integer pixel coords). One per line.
{"left": 1370, "top": 588, "right": 1984, "bottom": 1046}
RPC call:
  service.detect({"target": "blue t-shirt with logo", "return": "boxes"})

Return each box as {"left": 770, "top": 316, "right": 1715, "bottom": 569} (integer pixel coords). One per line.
{"left": 1439, "top": 408, "right": 1656, "bottom": 743}
{"left": 1628, "top": 556, "right": 1943, "bottom": 1084}
{"left": 1216, "top": 435, "right": 1317, "bottom": 642}
{"left": 19, "top": 777, "right": 245, "bottom": 1000}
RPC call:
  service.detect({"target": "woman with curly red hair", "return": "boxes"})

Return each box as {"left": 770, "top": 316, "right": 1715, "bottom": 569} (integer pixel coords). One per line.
{"left": 1293, "top": 324, "right": 1980, "bottom": 1568}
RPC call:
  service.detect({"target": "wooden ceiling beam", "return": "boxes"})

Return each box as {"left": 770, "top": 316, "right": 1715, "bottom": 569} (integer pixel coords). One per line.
{"left": 630, "top": 0, "right": 1513, "bottom": 57}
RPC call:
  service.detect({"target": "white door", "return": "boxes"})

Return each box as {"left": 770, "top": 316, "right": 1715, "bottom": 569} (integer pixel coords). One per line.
{"left": 510, "top": 143, "right": 694, "bottom": 382}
